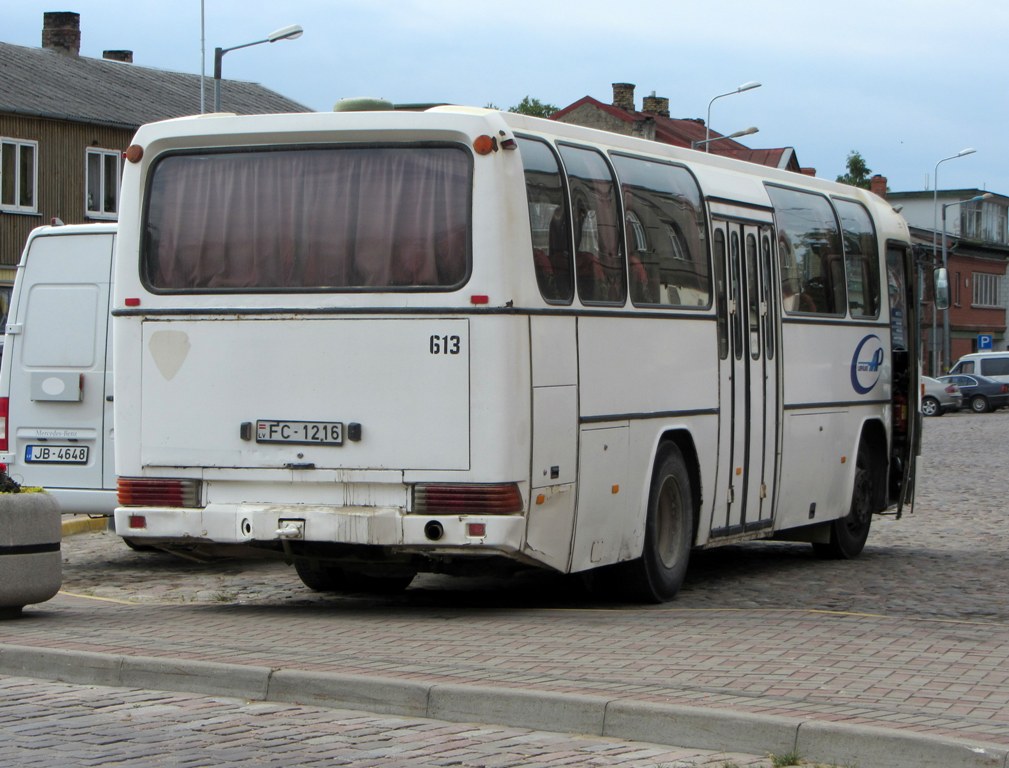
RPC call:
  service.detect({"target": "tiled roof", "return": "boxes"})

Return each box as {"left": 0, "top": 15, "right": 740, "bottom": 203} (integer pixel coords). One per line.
{"left": 552, "top": 95, "right": 799, "bottom": 171}
{"left": 0, "top": 41, "right": 309, "bottom": 128}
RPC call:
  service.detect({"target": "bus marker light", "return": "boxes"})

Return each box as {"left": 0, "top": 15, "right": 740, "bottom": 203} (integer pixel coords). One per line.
{"left": 841, "top": 456, "right": 847, "bottom": 464}
{"left": 473, "top": 135, "right": 497, "bottom": 155}
{"left": 467, "top": 523, "right": 486, "bottom": 537}
{"left": 536, "top": 494, "right": 546, "bottom": 505}
{"left": 736, "top": 467, "right": 742, "bottom": 476}
{"left": 125, "top": 144, "right": 144, "bottom": 163}
{"left": 611, "top": 484, "right": 619, "bottom": 494}
{"left": 125, "top": 298, "right": 141, "bottom": 307}
{"left": 128, "top": 514, "right": 147, "bottom": 529}
{"left": 470, "top": 294, "right": 490, "bottom": 305}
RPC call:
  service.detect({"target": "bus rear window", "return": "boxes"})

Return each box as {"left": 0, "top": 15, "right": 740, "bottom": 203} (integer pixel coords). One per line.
{"left": 142, "top": 146, "right": 471, "bottom": 292}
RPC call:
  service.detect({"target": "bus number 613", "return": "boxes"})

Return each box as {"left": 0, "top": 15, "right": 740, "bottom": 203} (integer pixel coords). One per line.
{"left": 430, "top": 334, "right": 461, "bottom": 355}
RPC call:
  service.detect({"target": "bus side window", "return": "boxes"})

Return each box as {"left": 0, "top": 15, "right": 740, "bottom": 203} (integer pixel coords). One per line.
{"left": 610, "top": 153, "right": 710, "bottom": 309}
{"left": 835, "top": 198, "right": 881, "bottom": 319}
{"left": 517, "top": 137, "right": 573, "bottom": 303}
{"left": 766, "top": 185, "right": 846, "bottom": 316}
{"left": 558, "top": 144, "right": 626, "bottom": 305}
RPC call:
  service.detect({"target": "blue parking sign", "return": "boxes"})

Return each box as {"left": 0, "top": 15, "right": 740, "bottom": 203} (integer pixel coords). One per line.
{"left": 978, "top": 333, "right": 994, "bottom": 350}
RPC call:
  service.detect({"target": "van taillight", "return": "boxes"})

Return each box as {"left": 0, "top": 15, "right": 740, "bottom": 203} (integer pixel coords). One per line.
{"left": 117, "top": 477, "right": 202, "bottom": 507}
{"left": 413, "top": 483, "right": 524, "bottom": 515}
{"left": 0, "top": 397, "right": 8, "bottom": 452}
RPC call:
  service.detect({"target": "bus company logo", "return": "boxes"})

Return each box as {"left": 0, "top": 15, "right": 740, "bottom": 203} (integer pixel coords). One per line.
{"left": 851, "top": 334, "right": 885, "bottom": 395}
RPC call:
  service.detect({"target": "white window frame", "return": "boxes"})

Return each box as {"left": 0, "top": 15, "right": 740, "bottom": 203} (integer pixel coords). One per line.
{"left": 85, "top": 147, "right": 121, "bottom": 220}
{"left": 0, "top": 138, "right": 38, "bottom": 213}
{"left": 971, "top": 271, "right": 1005, "bottom": 309}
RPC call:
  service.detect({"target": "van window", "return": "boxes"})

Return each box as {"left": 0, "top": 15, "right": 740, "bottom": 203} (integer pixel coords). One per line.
{"left": 980, "top": 358, "right": 1009, "bottom": 377}
{"left": 22, "top": 284, "right": 99, "bottom": 367}
{"left": 143, "top": 146, "right": 471, "bottom": 292}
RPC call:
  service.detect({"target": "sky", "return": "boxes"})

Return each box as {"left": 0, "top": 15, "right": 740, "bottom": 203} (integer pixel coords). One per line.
{"left": 7, "top": 1, "right": 1009, "bottom": 194}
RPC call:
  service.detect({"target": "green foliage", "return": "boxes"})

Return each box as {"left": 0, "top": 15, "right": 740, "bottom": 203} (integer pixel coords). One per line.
{"left": 508, "top": 95, "right": 559, "bottom": 118}
{"left": 0, "top": 469, "right": 43, "bottom": 493}
{"left": 836, "top": 150, "right": 873, "bottom": 189}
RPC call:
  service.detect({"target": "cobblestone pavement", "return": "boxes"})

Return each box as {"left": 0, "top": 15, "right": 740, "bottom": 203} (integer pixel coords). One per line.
{"left": 0, "top": 675, "right": 786, "bottom": 767}
{"left": 2, "top": 410, "right": 1009, "bottom": 766}
{"left": 55, "top": 409, "right": 1009, "bottom": 622}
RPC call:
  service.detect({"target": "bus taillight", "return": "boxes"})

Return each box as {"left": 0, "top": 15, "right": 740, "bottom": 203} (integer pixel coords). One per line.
{"left": 413, "top": 483, "right": 524, "bottom": 515}
{"left": 0, "top": 397, "right": 7, "bottom": 452}
{"left": 117, "top": 477, "right": 202, "bottom": 507}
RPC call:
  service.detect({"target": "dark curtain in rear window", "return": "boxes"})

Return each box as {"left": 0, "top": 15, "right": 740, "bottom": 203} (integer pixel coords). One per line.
{"left": 143, "top": 146, "right": 471, "bottom": 291}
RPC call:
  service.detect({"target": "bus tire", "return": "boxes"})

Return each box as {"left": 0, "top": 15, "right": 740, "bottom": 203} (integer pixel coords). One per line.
{"left": 295, "top": 560, "right": 415, "bottom": 594}
{"left": 813, "top": 440, "right": 873, "bottom": 559}
{"left": 620, "top": 443, "right": 695, "bottom": 603}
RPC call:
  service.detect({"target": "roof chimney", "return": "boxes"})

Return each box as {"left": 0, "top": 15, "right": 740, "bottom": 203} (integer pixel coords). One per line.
{"left": 870, "top": 174, "right": 888, "bottom": 198}
{"left": 612, "top": 83, "right": 635, "bottom": 112}
{"left": 42, "top": 11, "right": 81, "bottom": 56}
{"left": 103, "top": 49, "right": 133, "bottom": 63}
{"left": 641, "top": 92, "right": 670, "bottom": 118}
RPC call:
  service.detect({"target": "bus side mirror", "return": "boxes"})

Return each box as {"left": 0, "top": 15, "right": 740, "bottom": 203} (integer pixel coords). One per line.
{"left": 934, "top": 268, "right": 950, "bottom": 311}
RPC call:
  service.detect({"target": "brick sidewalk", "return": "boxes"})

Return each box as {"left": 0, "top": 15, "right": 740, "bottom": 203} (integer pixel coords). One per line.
{"left": 3, "top": 587, "right": 1008, "bottom": 766}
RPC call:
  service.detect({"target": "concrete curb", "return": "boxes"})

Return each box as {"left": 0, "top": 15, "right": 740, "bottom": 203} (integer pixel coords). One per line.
{"left": 0, "top": 643, "right": 1006, "bottom": 768}
{"left": 60, "top": 516, "right": 110, "bottom": 537}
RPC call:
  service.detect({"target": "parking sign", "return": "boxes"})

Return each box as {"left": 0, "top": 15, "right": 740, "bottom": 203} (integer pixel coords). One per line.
{"left": 978, "top": 333, "right": 994, "bottom": 350}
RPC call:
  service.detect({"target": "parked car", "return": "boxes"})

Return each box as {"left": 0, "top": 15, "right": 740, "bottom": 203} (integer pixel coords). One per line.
{"left": 921, "top": 376, "right": 962, "bottom": 416}
{"left": 938, "top": 374, "right": 1009, "bottom": 413}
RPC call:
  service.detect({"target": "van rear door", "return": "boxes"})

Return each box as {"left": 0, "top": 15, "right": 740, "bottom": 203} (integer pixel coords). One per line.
{"left": 2, "top": 229, "right": 115, "bottom": 508}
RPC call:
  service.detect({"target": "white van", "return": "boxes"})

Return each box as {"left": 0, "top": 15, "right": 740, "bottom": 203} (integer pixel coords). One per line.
{"left": 948, "top": 351, "right": 1009, "bottom": 383}
{"left": 0, "top": 223, "right": 116, "bottom": 514}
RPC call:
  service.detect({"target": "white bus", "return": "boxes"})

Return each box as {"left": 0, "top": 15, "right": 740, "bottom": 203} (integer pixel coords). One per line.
{"left": 112, "top": 106, "right": 920, "bottom": 602}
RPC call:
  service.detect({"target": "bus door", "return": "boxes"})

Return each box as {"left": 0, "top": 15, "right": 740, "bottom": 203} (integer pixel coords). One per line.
{"left": 710, "top": 214, "right": 779, "bottom": 537}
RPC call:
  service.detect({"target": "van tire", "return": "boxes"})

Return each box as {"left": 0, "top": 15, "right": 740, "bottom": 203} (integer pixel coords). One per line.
{"left": 294, "top": 560, "right": 415, "bottom": 594}
{"left": 615, "top": 443, "right": 694, "bottom": 603}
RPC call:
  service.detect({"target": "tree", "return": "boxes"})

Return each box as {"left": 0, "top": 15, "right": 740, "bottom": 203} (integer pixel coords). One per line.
{"left": 836, "top": 150, "right": 872, "bottom": 189}
{"left": 508, "top": 96, "right": 558, "bottom": 118}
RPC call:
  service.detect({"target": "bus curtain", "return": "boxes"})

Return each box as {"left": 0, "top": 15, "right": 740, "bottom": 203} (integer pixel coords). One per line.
{"left": 143, "top": 146, "right": 470, "bottom": 291}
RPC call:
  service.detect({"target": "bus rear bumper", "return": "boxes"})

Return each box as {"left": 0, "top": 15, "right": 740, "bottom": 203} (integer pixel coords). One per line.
{"left": 113, "top": 505, "right": 526, "bottom": 553}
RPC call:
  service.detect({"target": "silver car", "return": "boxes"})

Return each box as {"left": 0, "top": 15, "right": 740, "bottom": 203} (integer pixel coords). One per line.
{"left": 921, "top": 375, "right": 963, "bottom": 416}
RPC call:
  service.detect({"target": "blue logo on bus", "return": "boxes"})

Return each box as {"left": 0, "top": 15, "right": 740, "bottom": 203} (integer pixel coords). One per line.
{"left": 851, "top": 334, "right": 885, "bottom": 395}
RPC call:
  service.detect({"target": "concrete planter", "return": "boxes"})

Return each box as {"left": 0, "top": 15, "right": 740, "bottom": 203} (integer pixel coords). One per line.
{"left": 0, "top": 492, "right": 62, "bottom": 618}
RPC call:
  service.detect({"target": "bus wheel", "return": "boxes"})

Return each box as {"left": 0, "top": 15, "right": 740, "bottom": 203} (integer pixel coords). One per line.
{"left": 294, "top": 561, "right": 416, "bottom": 594}
{"left": 813, "top": 441, "right": 873, "bottom": 559}
{"left": 620, "top": 444, "right": 695, "bottom": 603}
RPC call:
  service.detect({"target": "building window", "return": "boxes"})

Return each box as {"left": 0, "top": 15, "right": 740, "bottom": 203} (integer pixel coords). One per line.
{"left": 86, "top": 148, "right": 121, "bottom": 218}
{"left": 972, "top": 272, "right": 1005, "bottom": 309}
{"left": 1, "top": 138, "right": 37, "bottom": 212}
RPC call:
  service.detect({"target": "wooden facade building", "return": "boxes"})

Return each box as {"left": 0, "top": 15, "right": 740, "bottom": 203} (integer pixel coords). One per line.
{"left": 0, "top": 11, "right": 308, "bottom": 322}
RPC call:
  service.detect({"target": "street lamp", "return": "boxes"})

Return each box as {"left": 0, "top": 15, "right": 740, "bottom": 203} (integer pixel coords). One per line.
{"left": 692, "top": 126, "right": 759, "bottom": 150}
{"left": 704, "top": 81, "right": 761, "bottom": 153}
{"left": 940, "top": 192, "right": 993, "bottom": 370}
{"left": 929, "top": 148, "right": 976, "bottom": 375}
{"left": 212, "top": 24, "right": 303, "bottom": 113}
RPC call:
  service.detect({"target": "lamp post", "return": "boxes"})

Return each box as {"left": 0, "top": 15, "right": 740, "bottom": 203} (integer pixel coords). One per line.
{"left": 704, "top": 81, "right": 761, "bottom": 153}
{"left": 940, "top": 192, "right": 993, "bottom": 370}
{"left": 692, "top": 126, "right": 759, "bottom": 150}
{"left": 212, "top": 24, "right": 303, "bottom": 113}
{"left": 929, "top": 148, "right": 976, "bottom": 375}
